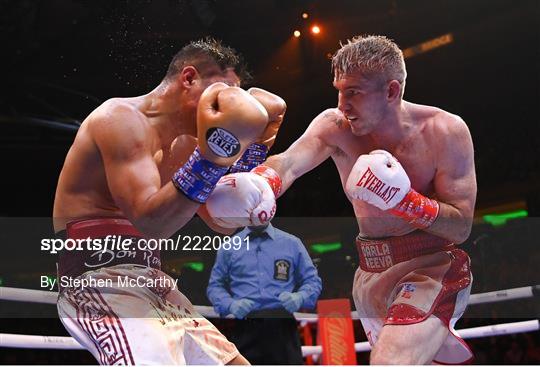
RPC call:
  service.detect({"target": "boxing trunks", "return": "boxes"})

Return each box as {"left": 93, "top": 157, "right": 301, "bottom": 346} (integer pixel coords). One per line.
{"left": 56, "top": 218, "right": 239, "bottom": 365}
{"left": 352, "top": 230, "right": 473, "bottom": 364}
{"left": 57, "top": 218, "right": 161, "bottom": 282}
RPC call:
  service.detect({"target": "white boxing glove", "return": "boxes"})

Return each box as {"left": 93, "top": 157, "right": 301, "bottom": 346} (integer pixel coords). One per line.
{"left": 346, "top": 150, "right": 411, "bottom": 210}
{"left": 206, "top": 169, "right": 279, "bottom": 228}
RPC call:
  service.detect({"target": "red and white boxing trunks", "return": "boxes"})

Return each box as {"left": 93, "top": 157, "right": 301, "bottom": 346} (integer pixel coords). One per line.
{"left": 353, "top": 231, "right": 473, "bottom": 364}
{"left": 57, "top": 218, "right": 238, "bottom": 365}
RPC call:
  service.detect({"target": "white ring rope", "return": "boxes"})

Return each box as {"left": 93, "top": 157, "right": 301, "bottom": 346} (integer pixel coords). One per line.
{"left": 467, "top": 285, "right": 537, "bottom": 305}
{"left": 0, "top": 287, "right": 58, "bottom": 305}
{"left": 0, "top": 287, "right": 222, "bottom": 319}
{"left": 0, "top": 334, "right": 82, "bottom": 350}
{"left": 0, "top": 286, "right": 538, "bottom": 355}
{"left": 1, "top": 320, "right": 537, "bottom": 355}
{"left": 300, "top": 320, "right": 539, "bottom": 357}
{"left": 2, "top": 285, "right": 537, "bottom": 322}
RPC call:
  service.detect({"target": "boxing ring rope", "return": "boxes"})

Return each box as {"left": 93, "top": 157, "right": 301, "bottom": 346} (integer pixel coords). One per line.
{"left": 2, "top": 285, "right": 538, "bottom": 321}
{"left": 301, "top": 320, "right": 540, "bottom": 356}
{"left": 0, "top": 334, "right": 82, "bottom": 350}
{"left": 1, "top": 320, "right": 538, "bottom": 356}
{"left": 1, "top": 285, "right": 539, "bottom": 356}
{"left": 296, "top": 284, "right": 540, "bottom": 323}
{"left": 0, "top": 286, "right": 221, "bottom": 319}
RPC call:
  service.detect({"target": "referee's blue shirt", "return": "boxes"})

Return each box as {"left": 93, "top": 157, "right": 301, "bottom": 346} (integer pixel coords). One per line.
{"left": 207, "top": 224, "right": 322, "bottom": 316}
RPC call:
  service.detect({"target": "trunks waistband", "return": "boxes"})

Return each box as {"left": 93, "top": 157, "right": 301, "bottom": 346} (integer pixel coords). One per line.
{"left": 57, "top": 218, "right": 161, "bottom": 282}
{"left": 356, "top": 231, "right": 454, "bottom": 273}
{"left": 65, "top": 217, "right": 144, "bottom": 239}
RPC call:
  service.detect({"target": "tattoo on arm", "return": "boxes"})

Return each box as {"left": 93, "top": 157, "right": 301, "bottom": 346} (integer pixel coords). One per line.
{"left": 323, "top": 111, "right": 344, "bottom": 128}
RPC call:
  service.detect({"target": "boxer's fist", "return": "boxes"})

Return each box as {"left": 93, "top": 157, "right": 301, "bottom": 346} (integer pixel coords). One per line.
{"left": 198, "top": 83, "right": 268, "bottom": 166}
{"left": 206, "top": 165, "right": 281, "bottom": 228}
{"left": 247, "top": 87, "right": 286, "bottom": 149}
{"left": 346, "top": 150, "right": 410, "bottom": 210}
{"left": 206, "top": 173, "right": 276, "bottom": 228}
{"left": 229, "top": 88, "right": 286, "bottom": 173}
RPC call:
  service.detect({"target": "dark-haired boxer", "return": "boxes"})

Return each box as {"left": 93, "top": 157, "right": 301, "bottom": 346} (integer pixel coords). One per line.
{"left": 206, "top": 35, "right": 476, "bottom": 365}
{"left": 53, "top": 38, "right": 285, "bottom": 365}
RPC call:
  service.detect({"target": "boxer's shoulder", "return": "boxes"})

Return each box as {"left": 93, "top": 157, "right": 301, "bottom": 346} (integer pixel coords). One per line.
{"left": 432, "top": 110, "right": 469, "bottom": 136}
{"left": 429, "top": 111, "right": 471, "bottom": 150}
{"left": 308, "top": 108, "right": 349, "bottom": 140}
{"left": 317, "top": 108, "right": 348, "bottom": 128}
{"left": 302, "top": 108, "right": 370, "bottom": 160}
{"left": 85, "top": 98, "right": 154, "bottom": 145}
{"left": 406, "top": 102, "right": 470, "bottom": 143}
{"left": 90, "top": 97, "right": 147, "bottom": 124}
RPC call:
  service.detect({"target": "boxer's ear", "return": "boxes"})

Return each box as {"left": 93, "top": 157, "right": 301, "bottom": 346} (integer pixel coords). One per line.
{"left": 387, "top": 80, "right": 401, "bottom": 102}
{"left": 180, "top": 66, "right": 199, "bottom": 88}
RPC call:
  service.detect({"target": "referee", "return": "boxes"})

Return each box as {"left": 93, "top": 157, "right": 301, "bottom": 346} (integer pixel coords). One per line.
{"left": 207, "top": 223, "right": 322, "bottom": 364}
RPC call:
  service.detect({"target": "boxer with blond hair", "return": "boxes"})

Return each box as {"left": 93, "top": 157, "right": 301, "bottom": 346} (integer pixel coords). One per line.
{"left": 206, "top": 35, "right": 476, "bottom": 364}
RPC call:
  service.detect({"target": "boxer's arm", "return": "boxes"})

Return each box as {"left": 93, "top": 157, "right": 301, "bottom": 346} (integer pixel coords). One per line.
{"left": 265, "top": 109, "right": 338, "bottom": 195}
{"left": 204, "top": 109, "right": 338, "bottom": 229}
{"left": 425, "top": 115, "right": 477, "bottom": 244}
{"left": 91, "top": 107, "right": 199, "bottom": 238}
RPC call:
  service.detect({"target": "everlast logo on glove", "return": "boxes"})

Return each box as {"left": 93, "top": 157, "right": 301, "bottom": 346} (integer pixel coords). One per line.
{"left": 356, "top": 168, "right": 401, "bottom": 205}
{"left": 206, "top": 128, "right": 241, "bottom": 158}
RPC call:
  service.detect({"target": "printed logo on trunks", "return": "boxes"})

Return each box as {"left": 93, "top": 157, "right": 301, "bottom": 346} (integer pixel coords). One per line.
{"left": 400, "top": 283, "right": 416, "bottom": 299}
{"left": 274, "top": 259, "right": 290, "bottom": 281}
{"left": 360, "top": 242, "right": 393, "bottom": 271}
{"left": 356, "top": 167, "right": 401, "bottom": 204}
{"left": 83, "top": 238, "right": 161, "bottom": 269}
{"left": 206, "top": 127, "right": 241, "bottom": 158}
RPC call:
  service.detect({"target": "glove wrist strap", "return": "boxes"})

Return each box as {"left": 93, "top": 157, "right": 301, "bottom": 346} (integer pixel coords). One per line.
{"left": 172, "top": 147, "right": 228, "bottom": 203}
{"left": 229, "top": 143, "right": 269, "bottom": 173}
{"left": 390, "top": 189, "right": 440, "bottom": 229}
{"left": 251, "top": 164, "right": 282, "bottom": 197}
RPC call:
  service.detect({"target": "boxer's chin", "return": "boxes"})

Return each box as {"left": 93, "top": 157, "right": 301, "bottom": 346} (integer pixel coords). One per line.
{"left": 350, "top": 123, "right": 370, "bottom": 137}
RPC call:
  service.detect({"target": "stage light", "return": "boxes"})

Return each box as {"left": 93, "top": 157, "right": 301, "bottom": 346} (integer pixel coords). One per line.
{"left": 293, "top": 30, "right": 301, "bottom": 38}
{"left": 311, "top": 25, "right": 321, "bottom": 35}
{"left": 302, "top": 12, "right": 309, "bottom": 19}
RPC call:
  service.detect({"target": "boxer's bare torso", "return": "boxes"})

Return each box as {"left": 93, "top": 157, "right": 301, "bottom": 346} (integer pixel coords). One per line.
{"left": 53, "top": 95, "right": 197, "bottom": 232}
{"left": 269, "top": 101, "right": 476, "bottom": 240}
{"left": 324, "top": 104, "right": 438, "bottom": 237}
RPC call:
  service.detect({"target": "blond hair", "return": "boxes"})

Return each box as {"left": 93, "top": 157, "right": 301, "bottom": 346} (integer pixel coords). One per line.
{"left": 332, "top": 35, "right": 407, "bottom": 97}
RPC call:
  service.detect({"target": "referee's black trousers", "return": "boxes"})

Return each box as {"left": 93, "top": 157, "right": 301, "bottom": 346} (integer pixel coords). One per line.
{"left": 226, "top": 308, "right": 304, "bottom": 365}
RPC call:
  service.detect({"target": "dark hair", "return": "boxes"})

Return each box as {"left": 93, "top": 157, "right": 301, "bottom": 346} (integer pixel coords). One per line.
{"left": 164, "top": 37, "right": 251, "bottom": 84}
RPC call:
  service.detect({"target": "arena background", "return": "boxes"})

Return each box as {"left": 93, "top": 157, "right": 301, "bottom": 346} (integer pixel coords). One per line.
{"left": 1, "top": 0, "right": 539, "bottom": 364}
